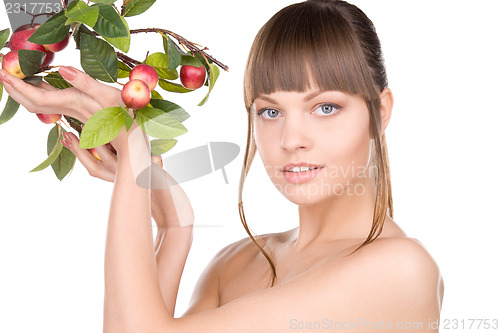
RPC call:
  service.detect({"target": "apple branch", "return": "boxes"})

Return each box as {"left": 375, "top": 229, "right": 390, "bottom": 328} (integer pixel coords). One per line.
{"left": 129, "top": 28, "right": 229, "bottom": 72}
{"left": 18, "top": 7, "right": 57, "bottom": 26}
{"left": 117, "top": 52, "right": 141, "bottom": 68}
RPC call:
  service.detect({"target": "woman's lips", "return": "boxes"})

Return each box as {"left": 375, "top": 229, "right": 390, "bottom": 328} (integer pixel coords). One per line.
{"left": 282, "top": 166, "right": 324, "bottom": 184}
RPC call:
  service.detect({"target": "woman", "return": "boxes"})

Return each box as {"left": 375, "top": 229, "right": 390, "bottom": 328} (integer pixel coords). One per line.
{"left": 0, "top": 0, "right": 444, "bottom": 331}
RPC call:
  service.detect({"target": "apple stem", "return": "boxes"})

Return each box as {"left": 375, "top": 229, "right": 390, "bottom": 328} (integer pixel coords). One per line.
{"left": 129, "top": 28, "right": 229, "bottom": 71}
{"left": 59, "top": 118, "right": 72, "bottom": 132}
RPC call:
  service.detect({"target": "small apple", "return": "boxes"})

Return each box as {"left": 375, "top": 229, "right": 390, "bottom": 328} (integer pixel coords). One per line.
{"left": 129, "top": 64, "right": 159, "bottom": 91}
{"left": 89, "top": 148, "right": 102, "bottom": 162}
{"left": 152, "top": 155, "right": 163, "bottom": 168}
{"left": 9, "top": 24, "right": 44, "bottom": 51}
{"left": 1, "top": 51, "right": 26, "bottom": 79}
{"left": 180, "top": 65, "right": 206, "bottom": 89}
{"left": 43, "top": 34, "right": 70, "bottom": 52}
{"left": 36, "top": 113, "right": 61, "bottom": 124}
{"left": 41, "top": 50, "right": 54, "bottom": 67}
{"left": 121, "top": 79, "right": 151, "bottom": 110}
{"left": 9, "top": 23, "right": 54, "bottom": 67}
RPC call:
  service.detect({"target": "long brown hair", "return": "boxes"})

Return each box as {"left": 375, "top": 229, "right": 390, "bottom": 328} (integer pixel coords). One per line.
{"left": 238, "top": 0, "right": 393, "bottom": 288}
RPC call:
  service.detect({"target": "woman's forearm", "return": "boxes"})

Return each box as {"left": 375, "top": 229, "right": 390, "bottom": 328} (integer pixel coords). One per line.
{"left": 104, "top": 123, "right": 171, "bottom": 332}
{"left": 151, "top": 167, "right": 194, "bottom": 315}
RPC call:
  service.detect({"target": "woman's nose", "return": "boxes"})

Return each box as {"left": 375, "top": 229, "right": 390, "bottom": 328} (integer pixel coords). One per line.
{"left": 279, "top": 113, "right": 311, "bottom": 151}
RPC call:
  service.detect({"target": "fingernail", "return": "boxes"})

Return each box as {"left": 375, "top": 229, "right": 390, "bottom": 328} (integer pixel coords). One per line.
{"left": 61, "top": 139, "right": 71, "bottom": 149}
{"left": 62, "top": 131, "right": 70, "bottom": 141}
{"left": 59, "top": 66, "right": 77, "bottom": 81}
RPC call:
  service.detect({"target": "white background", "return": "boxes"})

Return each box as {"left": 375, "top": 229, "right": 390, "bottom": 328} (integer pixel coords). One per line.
{"left": 1, "top": 0, "right": 499, "bottom": 331}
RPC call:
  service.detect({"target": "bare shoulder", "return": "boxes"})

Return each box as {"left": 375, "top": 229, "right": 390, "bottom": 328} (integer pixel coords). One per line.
{"left": 339, "top": 237, "right": 445, "bottom": 311}
{"left": 357, "top": 237, "right": 440, "bottom": 272}
{"left": 215, "top": 230, "right": 281, "bottom": 271}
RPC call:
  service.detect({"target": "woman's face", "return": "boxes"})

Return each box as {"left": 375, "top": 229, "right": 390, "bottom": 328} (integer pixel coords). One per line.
{"left": 252, "top": 86, "right": 374, "bottom": 205}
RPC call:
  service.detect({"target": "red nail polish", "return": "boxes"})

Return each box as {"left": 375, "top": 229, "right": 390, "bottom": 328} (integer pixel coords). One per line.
{"left": 59, "top": 66, "right": 77, "bottom": 81}
{"left": 61, "top": 139, "right": 71, "bottom": 149}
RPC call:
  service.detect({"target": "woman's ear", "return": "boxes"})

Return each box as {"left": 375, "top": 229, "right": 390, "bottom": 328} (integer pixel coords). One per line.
{"left": 379, "top": 88, "right": 394, "bottom": 134}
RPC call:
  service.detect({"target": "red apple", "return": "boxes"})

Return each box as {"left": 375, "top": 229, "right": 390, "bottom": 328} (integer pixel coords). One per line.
{"left": 41, "top": 50, "right": 54, "bottom": 67}
{"left": 129, "top": 64, "right": 159, "bottom": 91}
{"left": 1, "top": 50, "right": 26, "bottom": 79}
{"left": 9, "top": 23, "right": 54, "bottom": 67}
{"left": 36, "top": 113, "right": 61, "bottom": 124}
{"left": 121, "top": 79, "right": 151, "bottom": 110}
{"left": 43, "top": 34, "right": 70, "bottom": 52}
{"left": 9, "top": 24, "right": 44, "bottom": 51}
{"left": 152, "top": 155, "right": 163, "bottom": 168}
{"left": 180, "top": 65, "right": 206, "bottom": 89}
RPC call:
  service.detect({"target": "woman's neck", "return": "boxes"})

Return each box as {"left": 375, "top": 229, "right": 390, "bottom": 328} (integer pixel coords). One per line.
{"left": 293, "top": 175, "right": 378, "bottom": 251}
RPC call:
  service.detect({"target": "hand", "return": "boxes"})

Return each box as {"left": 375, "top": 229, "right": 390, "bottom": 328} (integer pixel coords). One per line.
{"left": 0, "top": 66, "right": 123, "bottom": 124}
{"left": 61, "top": 131, "right": 118, "bottom": 182}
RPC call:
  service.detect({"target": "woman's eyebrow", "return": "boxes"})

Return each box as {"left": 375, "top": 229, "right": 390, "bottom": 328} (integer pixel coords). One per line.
{"left": 256, "top": 96, "right": 278, "bottom": 104}
{"left": 303, "top": 90, "right": 325, "bottom": 102}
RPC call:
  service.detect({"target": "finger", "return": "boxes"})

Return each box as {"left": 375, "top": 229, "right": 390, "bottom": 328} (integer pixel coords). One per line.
{"left": 93, "top": 144, "right": 118, "bottom": 169}
{"left": 63, "top": 132, "right": 115, "bottom": 182}
{"left": 58, "top": 66, "right": 123, "bottom": 108}
{"left": 38, "top": 81, "right": 59, "bottom": 91}
{"left": 0, "top": 69, "right": 70, "bottom": 110}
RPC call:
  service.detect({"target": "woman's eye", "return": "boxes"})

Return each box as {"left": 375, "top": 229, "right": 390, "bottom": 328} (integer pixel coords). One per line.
{"left": 257, "top": 108, "right": 281, "bottom": 119}
{"left": 313, "top": 103, "right": 341, "bottom": 116}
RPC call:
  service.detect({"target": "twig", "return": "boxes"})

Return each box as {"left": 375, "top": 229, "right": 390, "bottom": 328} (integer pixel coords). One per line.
{"left": 129, "top": 28, "right": 229, "bottom": 71}
{"left": 19, "top": 7, "right": 58, "bottom": 26}
{"left": 117, "top": 52, "right": 141, "bottom": 68}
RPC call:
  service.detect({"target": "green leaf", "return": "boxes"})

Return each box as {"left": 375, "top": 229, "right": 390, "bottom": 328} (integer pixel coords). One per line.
{"left": 180, "top": 55, "right": 203, "bottom": 68}
{"left": 198, "top": 63, "right": 220, "bottom": 106}
{"left": 72, "top": 23, "right": 93, "bottom": 49}
{"left": 80, "top": 33, "right": 118, "bottom": 82}
{"left": 118, "top": 61, "right": 132, "bottom": 78}
{"left": 135, "top": 107, "right": 187, "bottom": 139}
{"left": 31, "top": 125, "right": 64, "bottom": 172}
{"left": 0, "top": 83, "right": 3, "bottom": 103}
{"left": 93, "top": 4, "right": 129, "bottom": 38}
{"left": 47, "top": 125, "right": 76, "bottom": 180}
{"left": 65, "top": 1, "right": 99, "bottom": 27}
{"left": 0, "top": 96, "right": 19, "bottom": 125}
{"left": 28, "top": 11, "right": 70, "bottom": 45}
{"left": 123, "top": 0, "right": 156, "bottom": 17}
{"left": 121, "top": 106, "right": 134, "bottom": 131}
{"left": 79, "top": 107, "right": 125, "bottom": 149}
{"left": 150, "top": 138, "right": 177, "bottom": 155}
{"left": 23, "top": 75, "right": 43, "bottom": 85}
{"left": 150, "top": 90, "right": 162, "bottom": 100}
{"left": 149, "top": 99, "right": 190, "bottom": 122}
{"left": 18, "top": 49, "right": 46, "bottom": 77}
{"left": 44, "top": 72, "right": 73, "bottom": 89}
{"left": 194, "top": 52, "right": 212, "bottom": 73}
{"left": 158, "top": 79, "right": 192, "bottom": 93}
{"left": 103, "top": 14, "right": 130, "bottom": 52}
{"left": 145, "top": 52, "right": 178, "bottom": 80}
{"left": 0, "top": 28, "right": 10, "bottom": 49}
{"left": 162, "top": 35, "right": 182, "bottom": 70}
